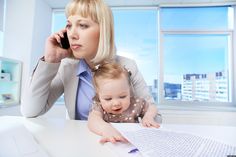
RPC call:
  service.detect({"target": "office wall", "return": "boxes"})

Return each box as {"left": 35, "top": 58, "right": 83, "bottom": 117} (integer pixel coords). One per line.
{"left": 3, "top": 0, "right": 34, "bottom": 97}
{"left": 3, "top": 0, "right": 52, "bottom": 102}
{"left": 234, "top": 6, "right": 236, "bottom": 103}
{"left": 30, "top": 0, "right": 52, "bottom": 72}
{"left": 0, "top": 0, "right": 4, "bottom": 31}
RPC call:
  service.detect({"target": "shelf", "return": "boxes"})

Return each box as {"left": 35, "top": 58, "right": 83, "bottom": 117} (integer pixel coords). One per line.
{"left": 0, "top": 80, "right": 19, "bottom": 83}
{"left": 0, "top": 57, "right": 22, "bottom": 107}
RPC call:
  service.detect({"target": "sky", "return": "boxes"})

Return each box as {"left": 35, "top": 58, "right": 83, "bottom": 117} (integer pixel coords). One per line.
{"left": 164, "top": 34, "right": 228, "bottom": 75}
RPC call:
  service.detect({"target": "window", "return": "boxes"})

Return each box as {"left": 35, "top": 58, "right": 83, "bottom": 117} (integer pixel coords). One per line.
{"left": 52, "top": 10, "right": 67, "bottom": 105}
{"left": 51, "top": 5, "right": 235, "bottom": 110}
{"left": 52, "top": 10, "right": 67, "bottom": 32}
{"left": 112, "top": 8, "right": 158, "bottom": 102}
{"left": 160, "top": 6, "right": 234, "bottom": 107}
{"left": 161, "top": 7, "right": 231, "bottom": 30}
{"left": 162, "top": 34, "right": 231, "bottom": 102}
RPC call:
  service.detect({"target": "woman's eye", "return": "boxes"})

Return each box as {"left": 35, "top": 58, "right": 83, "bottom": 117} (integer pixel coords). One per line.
{"left": 79, "top": 24, "right": 89, "bottom": 29}
{"left": 66, "top": 24, "right": 71, "bottom": 29}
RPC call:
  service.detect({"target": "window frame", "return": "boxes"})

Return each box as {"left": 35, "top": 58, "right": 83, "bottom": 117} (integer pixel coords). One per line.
{"left": 158, "top": 6, "right": 236, "bottom": 111}
{"left": 159, "top": 31, "right": 234, "bottom": 107}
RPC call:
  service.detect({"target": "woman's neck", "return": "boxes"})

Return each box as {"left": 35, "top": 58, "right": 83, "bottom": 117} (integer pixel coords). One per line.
{"left": 84, "top": 59, "right": 95, "bottom": 69}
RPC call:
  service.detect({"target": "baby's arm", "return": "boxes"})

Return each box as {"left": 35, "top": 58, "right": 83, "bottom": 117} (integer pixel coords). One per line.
{"left": 88, "top": 110, "right": 127, "bottom": 143}
{"left": 141, "top": 104, "right": 160, "bottom": 128}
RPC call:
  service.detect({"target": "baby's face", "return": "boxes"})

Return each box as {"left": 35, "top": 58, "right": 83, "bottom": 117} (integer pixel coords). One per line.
{"left": 97, "top": 75, "right": 131, "bottom": 114}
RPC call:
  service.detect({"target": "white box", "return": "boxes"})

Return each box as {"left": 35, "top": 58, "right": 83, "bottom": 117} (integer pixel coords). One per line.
{"left": 0, "top": 73, "right": 11, "bottom": 81}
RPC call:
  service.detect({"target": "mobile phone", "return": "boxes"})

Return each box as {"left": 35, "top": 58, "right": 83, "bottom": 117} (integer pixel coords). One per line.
{"left": 60, "top": 32, "right": 70, "bottom": 49}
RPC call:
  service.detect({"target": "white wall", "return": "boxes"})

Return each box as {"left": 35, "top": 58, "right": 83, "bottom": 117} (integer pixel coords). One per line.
{"left": 0, "top": 0, "right": 4, "bottom": 31}
{"left": 0, "top": 0, "right": 4, "bottom": 56}
{"left": 3, "top": 0, "right": 52, "bottom": 101}
{"left": 30, "top": 0, "right": 52, "bottom": 71}
{"left": 30, "top": 0, "right": 52, "bottom": 72}
{"left": 234, "top": 6, "right": 236, "bottom": 103}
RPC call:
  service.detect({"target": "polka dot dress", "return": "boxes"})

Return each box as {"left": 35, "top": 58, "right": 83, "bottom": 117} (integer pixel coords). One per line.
{"left": 92, "top": 97, "right": 149, "bottom": 123}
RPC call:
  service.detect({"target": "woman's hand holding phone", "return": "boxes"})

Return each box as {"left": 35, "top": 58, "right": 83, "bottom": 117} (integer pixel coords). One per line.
{"left": 44, "top": 29, "right": 72, "bottom": 63}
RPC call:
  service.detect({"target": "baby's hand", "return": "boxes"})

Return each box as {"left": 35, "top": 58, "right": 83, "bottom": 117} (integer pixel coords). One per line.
{"left": 100, "top": 125, "right": 128, "bottom": 144}
{"left": 141, "top": 116, "right": 160, "bottom": 128}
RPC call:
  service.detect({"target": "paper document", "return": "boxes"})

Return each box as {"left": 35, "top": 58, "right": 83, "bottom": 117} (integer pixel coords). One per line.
{"left": 112, "top": 123, "right": 236, "bottom": 157}
{"left": 0, "top": 125, "right": 49, "bottom": 157}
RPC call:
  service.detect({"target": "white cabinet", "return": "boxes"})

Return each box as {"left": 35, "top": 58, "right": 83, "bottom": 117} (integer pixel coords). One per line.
{"left": 0, "top": 57, "right": 22, "bottom": 107}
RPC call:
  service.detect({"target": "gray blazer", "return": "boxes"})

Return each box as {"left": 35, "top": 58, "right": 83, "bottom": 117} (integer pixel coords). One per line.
{"left": 21, "top": 55, "right": 155, "bottom": 119}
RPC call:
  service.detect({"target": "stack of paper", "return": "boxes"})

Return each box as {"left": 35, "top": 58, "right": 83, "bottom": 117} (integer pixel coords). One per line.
{"left": 110, "top": 123, "right": 236, "bottom": 157}
{"left": 0, "top": 125, "right": 49, "bottom": 157}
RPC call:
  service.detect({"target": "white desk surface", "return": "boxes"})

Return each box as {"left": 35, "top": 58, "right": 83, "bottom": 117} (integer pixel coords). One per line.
{"left": 0, "top": 116, "right": 236, "bottom": 157}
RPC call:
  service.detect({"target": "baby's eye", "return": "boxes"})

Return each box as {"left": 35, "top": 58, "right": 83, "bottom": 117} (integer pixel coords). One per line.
{"left": 120, "top": 95, "right": 127, "bottom": 99}
{"left": 104, "top": 98, "right": 112, "bottom": 101}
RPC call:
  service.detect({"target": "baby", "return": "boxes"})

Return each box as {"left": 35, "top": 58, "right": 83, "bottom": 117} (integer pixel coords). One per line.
{"left": 88, "top": 62, "right": 161, "bottom": 143}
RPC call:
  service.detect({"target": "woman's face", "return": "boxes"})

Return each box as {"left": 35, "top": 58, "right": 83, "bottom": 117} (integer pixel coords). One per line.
{"left": 66, "top": 15, "right": 100, "bottom": 63}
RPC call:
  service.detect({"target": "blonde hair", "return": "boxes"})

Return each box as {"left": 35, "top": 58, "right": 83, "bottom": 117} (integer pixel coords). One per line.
{"left": 65, "top": 0, "right": 116, "bottom": 64}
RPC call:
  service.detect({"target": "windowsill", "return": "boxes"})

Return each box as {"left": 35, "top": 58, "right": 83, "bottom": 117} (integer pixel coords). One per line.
{"left": 0, "top": 103, "right": 19, "bottom": 108}
{"left": 158, "top": 104, "right": 236, "bottom": 126}
{"left": 158, "top": 104, "right": 236, "bottom": 112}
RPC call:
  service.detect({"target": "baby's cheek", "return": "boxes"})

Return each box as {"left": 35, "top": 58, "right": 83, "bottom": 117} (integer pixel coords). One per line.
{"left": 103, "top": 103, "right": 112, "bottom": 111}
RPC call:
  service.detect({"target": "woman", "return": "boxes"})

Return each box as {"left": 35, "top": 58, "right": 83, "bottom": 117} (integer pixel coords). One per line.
{"left": 21, "top": 0, "right": 160, "bottom": 131}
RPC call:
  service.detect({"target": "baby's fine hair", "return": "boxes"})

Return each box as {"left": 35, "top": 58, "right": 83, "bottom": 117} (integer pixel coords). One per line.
{"left": 92, "top": 62, "right": 131, "bottom": 89}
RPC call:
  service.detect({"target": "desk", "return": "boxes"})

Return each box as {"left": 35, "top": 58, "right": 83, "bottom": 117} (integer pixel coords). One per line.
{"left": 0, "top": 116, "right": 115, "bottom": 157}
{"left": 0, "top": 116, "right": 236, "bottom": 157}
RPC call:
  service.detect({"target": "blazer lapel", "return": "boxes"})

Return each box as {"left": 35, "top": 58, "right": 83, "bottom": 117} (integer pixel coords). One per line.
{"left": 63, "top": 60, "right": 79, "bottom": 119}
